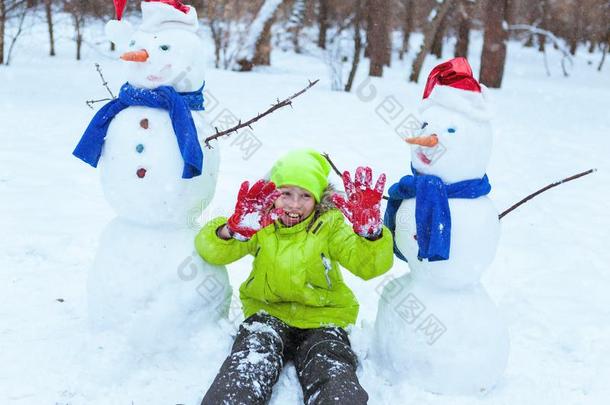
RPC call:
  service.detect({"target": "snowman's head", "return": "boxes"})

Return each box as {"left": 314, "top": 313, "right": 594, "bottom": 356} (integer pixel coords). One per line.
{"left": 409, "top": 100, "right": 492, "bottom": 183}
{"left": 105, "top": 1, "right": 204, "bottom": 93}
{"left": 406, "top": 57, "right": 492, "bottom": 183}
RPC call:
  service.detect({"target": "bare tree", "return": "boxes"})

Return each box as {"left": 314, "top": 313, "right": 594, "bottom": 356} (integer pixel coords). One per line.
{"left": 345, "top": 0, "right": 364, "bottom": 91}
{"left": 235, "top": 0, "right": 285, "bottom": 71}
{"left": 62, "top": 0, "right": 88, "bottom": 60}
{"left": 398, "top": 0, "right": 414, "bottom": 60}
{"left": 317, "top": 0, "right": 328, "bottom": 49}
{"left": 367, "top": 0, "right": 390, "bottom": 76}
{"left": 205, "top": 0, "right": 237, "bottom": 69}
{"left": 4, "top": 0, "right": 26, "bottom": 65}
{"left": 286, "top": 0, "right": 306, "bottom": 53}
{"left": 409, "top": 0, "right": 455, "bottom": 82}
{"left": 537, "top": 0, "right": 549, "bottom": 52}
{"left": 44, "top": 0, "right": 55, "bottom": 56}
{"left": 0, "top": 0, "right": 5, "bottom": 64}
{"left": 430, "top": 9, "right": 451, "bottom": 59}
{"left": 0, "top": 0, "right": 28, "bottom": 65}
{"left": 251, "top": 14, "right": 274, "bottom": 66}
{"left": 480, "top": 0, "right": 510, "bottom": 88}
{"left": 454, "top": 0, "right": 474, "bottom": 58}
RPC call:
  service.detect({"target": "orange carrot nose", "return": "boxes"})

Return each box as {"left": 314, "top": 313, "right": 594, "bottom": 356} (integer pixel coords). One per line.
{"left": 405, "top": 134, "right": 439, "bottom": 147}
{"left": 120, "top": 49, "right": 149, "bottom": 62}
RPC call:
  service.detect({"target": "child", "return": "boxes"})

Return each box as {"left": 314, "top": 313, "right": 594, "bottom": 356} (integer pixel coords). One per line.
{"left": 195, "top": 149, "right": 393, "bottom": 404}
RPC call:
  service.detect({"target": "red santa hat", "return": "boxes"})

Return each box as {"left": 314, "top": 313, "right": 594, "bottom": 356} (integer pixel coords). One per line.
{"left": 112, "top": 0, "right": 198, "bottom": 32}
{"left": 419, "top": 57, "right": 491, "bottom": 122}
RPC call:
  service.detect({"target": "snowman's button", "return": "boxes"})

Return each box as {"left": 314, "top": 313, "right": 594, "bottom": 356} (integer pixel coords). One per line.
{"left": 140, "top": 118, "right": 149, "bottom": 129}
{"left": 136, "top": 144, "right": 144, "bottom": 153}
{"left": 413, "top": 234, "right": 418, "bottom": 240}
{"left": 136, "top": 168, "right": 147, "bottom": 178}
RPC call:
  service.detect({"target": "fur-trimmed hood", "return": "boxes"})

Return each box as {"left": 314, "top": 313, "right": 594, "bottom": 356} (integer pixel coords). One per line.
{"left": 306, "top": 183, "right": 343, "bottom": 230}
{"left": 316, "top": 183, "right": 340, "bottom": 215}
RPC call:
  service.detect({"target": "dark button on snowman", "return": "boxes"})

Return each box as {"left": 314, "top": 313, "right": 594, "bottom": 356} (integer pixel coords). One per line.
{"left": 73, "top": 0, "right": 230, "bottom": 354}
{"left": 374, "top": 58, "right": 509, "bottom": 395}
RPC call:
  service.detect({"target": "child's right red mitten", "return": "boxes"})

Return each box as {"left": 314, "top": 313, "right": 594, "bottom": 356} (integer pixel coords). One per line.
{"left": 227, "top": 180, "right": 283, "bottom": 240}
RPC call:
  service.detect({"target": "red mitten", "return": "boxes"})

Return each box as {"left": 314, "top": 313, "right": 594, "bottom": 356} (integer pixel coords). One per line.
{"left": 332, "top": 167, "right": 386, "bottom": 238}
{"left": 227, "top": 180, "right": 282, "bottom": 240}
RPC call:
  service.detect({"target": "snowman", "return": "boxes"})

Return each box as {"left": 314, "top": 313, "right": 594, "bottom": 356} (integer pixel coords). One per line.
{"left": 373, "top": 58, "right": 509, "bottom": 395}
{"left": 72, "top": 0, "right": 231, "bottom": 352}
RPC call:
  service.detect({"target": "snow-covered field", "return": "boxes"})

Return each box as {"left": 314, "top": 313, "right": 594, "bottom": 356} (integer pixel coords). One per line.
{"left": 1, "top": 14, "right": 609, "bottom": 405}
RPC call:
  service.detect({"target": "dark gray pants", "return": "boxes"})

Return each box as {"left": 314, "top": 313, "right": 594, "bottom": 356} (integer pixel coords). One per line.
{"left": 201, "top": 313, "right": 368, "bottom": 405}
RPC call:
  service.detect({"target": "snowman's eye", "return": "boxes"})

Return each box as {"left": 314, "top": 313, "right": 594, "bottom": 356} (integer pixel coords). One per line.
{"left": 447, "top": 127, "right": 456, "bottom": 133}
{"left": 159, "top": 44, "right": 170, "bottom": 51}
{"left": 421, "top": 121, "right": 428, "bottom": 129}
{"left": 129, "top": 40, "right": 136, "bottom": 47}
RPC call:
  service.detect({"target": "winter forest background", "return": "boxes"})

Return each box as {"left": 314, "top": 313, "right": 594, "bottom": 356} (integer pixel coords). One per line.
{"left": 1, "top": 0, "right": 609, "bottom": 81}
{"left": 1, "top": 0, "right": 609, "bottom": 404}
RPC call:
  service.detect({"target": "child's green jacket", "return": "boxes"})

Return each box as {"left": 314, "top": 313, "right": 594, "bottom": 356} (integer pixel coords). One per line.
{"left": 195, "top": 206, "right": 393, "bottom": 329}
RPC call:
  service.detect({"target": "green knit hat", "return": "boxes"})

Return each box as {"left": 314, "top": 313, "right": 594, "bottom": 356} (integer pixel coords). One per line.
{"left": 270, "top": 149, "right": 331, "bottom": 202}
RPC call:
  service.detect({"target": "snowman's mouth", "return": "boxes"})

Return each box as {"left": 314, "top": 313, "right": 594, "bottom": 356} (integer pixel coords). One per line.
{"left": 417, "top": 149, "right": 432, "bottom": 165}
{"left": 146, "top": 64, "right": 172, "bottom": 82}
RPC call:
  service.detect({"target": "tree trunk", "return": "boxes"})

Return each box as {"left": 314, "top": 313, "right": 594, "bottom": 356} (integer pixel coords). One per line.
{"left": 480, "top": 0, "right": 508, "bottom": 88}
{"left": 317, "top": 0, "right": 328, "bottom": 49}
{"left": 598, "top": 32, "right": 609, "bottom": 71}
{"left": 288, "top": 0, "right": 306, "bottom": 53}
{"left": 409, "top": 0, "right": 454, "bottom": 83}
{"left": 74, "top": 14, "right": 82, "bottom": 61}
{"left": 367, "top": 0, "right": 390, "bottom": 77}
{"left": 398, "top": 0, "right": 414, "bottom": 60}
{"left": 0, "top": 0, "right": 5, "bottom": 65}
{"left": 45, "top": 0, "right": 55, "bottom": 56}
{"left": 345, "top": 0, "right": 364, "bottom": 92}
{"left": 252, "top": 16, "right": 273, "bottom": 66}
{"left": 454, "top": 0, "right": 471, "bottom": 58}
{"left": 210, "top": 22, "right": 222, "bottom": 69}
{"left": 235, "top": 0, "right": 284, "bottom": 71}
{"left": 382, "top": 3, "right": 391, "bottom": 66}
{"left": 537, "top": 0, "right": 548, "bottom": 52}
{"left": 430, "top": 20, "right": 445, "bottom": 59}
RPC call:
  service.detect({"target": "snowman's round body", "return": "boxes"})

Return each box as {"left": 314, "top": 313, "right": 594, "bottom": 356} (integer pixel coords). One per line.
{"left": 373, "top": 92, "right": 509, "bottom": 395}
{"left": 83, "top": 2, "right": 231, "bottom": 354}
{"left": 394, "top": 196, "right": 500, "bottom": 289}
{"left": 375, "top": 275, "right": 509, "bottom": 395}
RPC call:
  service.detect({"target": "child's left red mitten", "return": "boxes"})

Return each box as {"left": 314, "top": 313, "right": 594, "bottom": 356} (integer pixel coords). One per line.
{"left": 332, "top": 167, "right": 386, "bottom": 239}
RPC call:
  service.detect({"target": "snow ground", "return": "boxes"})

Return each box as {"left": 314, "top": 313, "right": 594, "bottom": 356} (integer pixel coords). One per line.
{"left": 1, "top": 13, "right": 610, "bottom": 405}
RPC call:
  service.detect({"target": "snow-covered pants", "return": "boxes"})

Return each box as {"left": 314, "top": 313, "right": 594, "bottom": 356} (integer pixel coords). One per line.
{"left": 201, "top": 312, "right": 368, "bottom": 405}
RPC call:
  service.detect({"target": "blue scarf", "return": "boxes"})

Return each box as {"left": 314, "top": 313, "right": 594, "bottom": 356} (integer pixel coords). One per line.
{"left": 73, "top": 82, "right": 205, "bottom": 179}
{"left": 384, "top": 167, "right": 491, "bottom": 262}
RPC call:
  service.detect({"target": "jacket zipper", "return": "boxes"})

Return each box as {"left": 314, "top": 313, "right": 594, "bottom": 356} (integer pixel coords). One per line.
{"left": 320, "top": 253, "right": 332, "bottom": 289}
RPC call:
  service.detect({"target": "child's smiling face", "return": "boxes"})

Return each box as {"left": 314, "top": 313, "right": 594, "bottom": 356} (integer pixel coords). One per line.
{"left": 274, "top": 185, "right": 315, "bottom": 227}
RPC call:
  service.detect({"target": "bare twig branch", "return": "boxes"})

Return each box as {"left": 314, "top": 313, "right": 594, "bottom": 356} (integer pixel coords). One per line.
{"left": 85, "top": 98, "right": 113, "bottom": 109}
{"left": 84, "top": 64, "right": 115, "bottom": 109}
{"left": 322, "top": 153, "right": 343, "bottom": 178}
{"left": 203, "top": 79, "right": 319, "bottom": 148}
{"left": 499, "top": 169, "right": 596, "bottom": 219}
{"left": 95, "top": 63, "right": 115, "bottom": 99}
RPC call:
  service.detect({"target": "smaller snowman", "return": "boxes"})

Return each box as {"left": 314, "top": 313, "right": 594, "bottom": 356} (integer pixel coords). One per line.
{"left": 73, "top": 0, "right": 230, "bottom": 354}
{"left": 373, "top": 58, "right": 509, "bottom": 395}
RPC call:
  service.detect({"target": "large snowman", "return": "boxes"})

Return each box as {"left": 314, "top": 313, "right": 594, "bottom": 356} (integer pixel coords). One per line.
{"left": 373, "top": 58, "right": 509, "bottom": 395}
{"left": 73, "top": 0, "right": 230, "bottom": 352}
